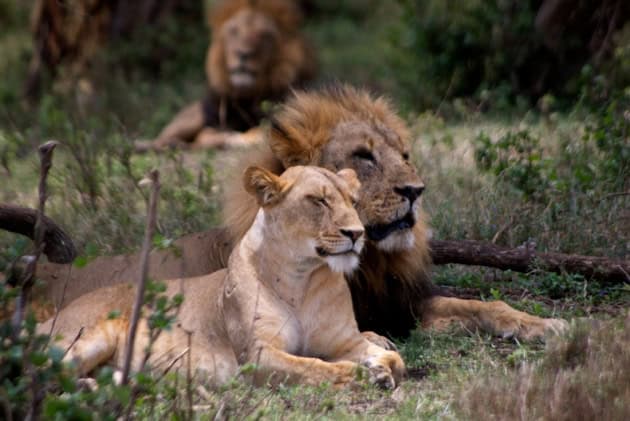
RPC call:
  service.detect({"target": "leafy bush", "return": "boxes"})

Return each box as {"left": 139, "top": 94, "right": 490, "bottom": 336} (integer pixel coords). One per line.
{"left": 1, "top": 272, "right": 186, "bottom": 419}
{"left": 474, "top": 90, "right": 629, "bottom": 201}
{"left": 474, "top": 129, "right": 552, "bottom": 200}
{"left": 390, "top": 0, "right": 630, "bottom": 110}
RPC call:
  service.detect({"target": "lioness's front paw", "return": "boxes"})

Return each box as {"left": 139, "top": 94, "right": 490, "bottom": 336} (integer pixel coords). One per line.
{"left": 364, "top": 362, "right": 396, "bottom": 390}
{"left": 362, "top": 352, "right": 406, "bottom": 390}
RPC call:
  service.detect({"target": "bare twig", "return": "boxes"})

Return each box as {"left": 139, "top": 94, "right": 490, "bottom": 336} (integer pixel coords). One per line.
{"left": 186, "top": 329, "right": 193, "bottom": 420}
{"left": 47, "top": 264, "right": 73, "bottom": 347}
{"left": 120, "top": 169, "right": 160, "bottom": 386}
{"left": 62, "top": 327, "right": 85, "bottom": 358}
{"left": 156, "top": 347, "right": 190, "bottom": 382}
{"left": 11, "top": 141, "right": 59, "bottom": 335}
{"left": 599, "top": 191, "right": 630, "bottom": 201}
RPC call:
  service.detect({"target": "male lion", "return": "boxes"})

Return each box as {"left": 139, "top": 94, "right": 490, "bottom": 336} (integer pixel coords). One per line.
{"left": 139, "top": 0, "right": 315, "bottom": 151}
{"left": 39, "top": 166, "right": 405, "bottom": 389}
{"left": 222, "top": 84, "right": 568, "bottom": 340}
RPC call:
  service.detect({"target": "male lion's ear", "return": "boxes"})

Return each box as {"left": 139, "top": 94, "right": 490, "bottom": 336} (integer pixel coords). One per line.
{"left": 243, "top": 166, "right": 288, "bottom": 207}
{"left": 336, "top": 169, "right": 361, "bottom": 197}
{"left": 268, "top": 117, "right": 313, "bottom": 167}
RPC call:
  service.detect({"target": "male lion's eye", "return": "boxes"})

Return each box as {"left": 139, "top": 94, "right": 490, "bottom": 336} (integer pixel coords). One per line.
{"left": 402, "top": 152, "right": 410, "bottom": 161}
{"left": 353, "top": 148, "right": 375, "bottom": 162}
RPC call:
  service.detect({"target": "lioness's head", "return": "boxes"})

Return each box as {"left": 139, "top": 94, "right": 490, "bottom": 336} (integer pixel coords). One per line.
{"left": 207, "top": 0, "right": 310, "bottom": 98}
{"left": 268, "top": 85, "right": 426, "bottom": 253}
{"left": 244, "top": 165, "right": 364, "bottom": 274}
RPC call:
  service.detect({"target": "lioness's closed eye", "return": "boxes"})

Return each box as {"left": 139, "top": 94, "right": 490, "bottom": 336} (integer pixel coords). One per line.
{"left": 39, "top": 165, "right": 405, "bottom": 389}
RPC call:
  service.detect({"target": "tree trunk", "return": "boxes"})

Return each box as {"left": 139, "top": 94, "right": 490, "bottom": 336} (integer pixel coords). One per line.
{"left": 430, "top": 239, "right": 629, "bottom": 284}
{"left": 0, "top": 204, "right": 77, "bottom": 264}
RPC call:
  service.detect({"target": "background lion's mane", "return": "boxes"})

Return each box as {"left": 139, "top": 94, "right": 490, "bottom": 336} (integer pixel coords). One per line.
{"left": 206, "top": 0, "right": 315, "bottom": 98}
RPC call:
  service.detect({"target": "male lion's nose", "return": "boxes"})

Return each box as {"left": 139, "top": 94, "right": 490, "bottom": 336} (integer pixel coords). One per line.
{"left": 340, "top": 228, "right": 364, "bottom": 243}
{"left": 237, "top": 49, "right": 256, "bottom": 61}
{"left": 394, "top": 184, "right": 425, "bottom": 203}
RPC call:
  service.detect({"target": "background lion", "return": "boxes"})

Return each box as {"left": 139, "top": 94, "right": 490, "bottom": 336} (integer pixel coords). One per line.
{"left": 139, "top": 0, "right": 316, "bottom": 151}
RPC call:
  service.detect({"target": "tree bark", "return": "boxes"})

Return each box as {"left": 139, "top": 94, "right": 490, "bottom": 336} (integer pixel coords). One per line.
{"left": 430, "top": 239, "right": 629, "bottom": 284}
{"left": 0, "top": 204, "right": 77, "bottom": 264}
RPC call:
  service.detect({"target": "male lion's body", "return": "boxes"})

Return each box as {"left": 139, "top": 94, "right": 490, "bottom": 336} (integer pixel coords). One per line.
{"left": 143, "top": 0, "right": 315, "bottom": 151}
{"left": 39, "top": 166, "right": 405, "bottom": 388}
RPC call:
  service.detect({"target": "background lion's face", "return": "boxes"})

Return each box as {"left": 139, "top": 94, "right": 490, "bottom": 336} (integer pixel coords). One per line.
{"left": 318, "top": 122, "right": 425, "bottom": 252}
{"left": 217, "top": 9, "right": 280, "bottom": 96}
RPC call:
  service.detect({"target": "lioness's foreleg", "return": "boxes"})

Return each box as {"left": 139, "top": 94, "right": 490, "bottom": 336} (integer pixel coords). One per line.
{"left": 422, "top": 296, "right": 567, "bottom": 340}
{"left": 64, "top": 318, "right": 129, "bottom": 375}
{"left": 250, "top": 344, "right": 359, "bottom": 388}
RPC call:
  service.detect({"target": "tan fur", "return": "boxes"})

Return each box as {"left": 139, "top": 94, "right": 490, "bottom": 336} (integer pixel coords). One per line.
{"left": 39, "top": 166, "right": 404, "bottom": 389}
{"left": 142, "top": 0, "right": 315, "bottom": 151}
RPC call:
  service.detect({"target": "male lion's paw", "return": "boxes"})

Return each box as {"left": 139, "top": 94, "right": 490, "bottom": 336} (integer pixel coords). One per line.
{"left": 501, "top": 317, "right": 569, "bottom": 341}
{"left": 542, "top": 317, "right": 569, "bottom": 337}
{"left": 361, "top": 331, "right": 398, "bottom": 351}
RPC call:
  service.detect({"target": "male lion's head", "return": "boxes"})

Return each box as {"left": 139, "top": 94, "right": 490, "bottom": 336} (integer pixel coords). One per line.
{"left": 207, "top": 0, "right": 314, "bottom": 98}
{"left": 267, "top": 86, "right": 427, "bottom": 253}
{"left": 225, "top": 85, "right": 431, "bottom": 292}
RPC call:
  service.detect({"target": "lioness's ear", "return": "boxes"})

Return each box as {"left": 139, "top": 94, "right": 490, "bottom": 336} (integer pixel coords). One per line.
{"left": 336, "top": 169, "right": 361, "bottom": 197}
{"left": 243, "top": 166, "right": 288, "bottom": 207}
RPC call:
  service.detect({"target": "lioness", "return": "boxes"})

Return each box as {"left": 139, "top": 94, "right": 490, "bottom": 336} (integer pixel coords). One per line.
{"left": 139, "top": 0, "right": 315, "bottom": 151}
{"left": 39, "top": 166, "right": 405, "bottom": 388}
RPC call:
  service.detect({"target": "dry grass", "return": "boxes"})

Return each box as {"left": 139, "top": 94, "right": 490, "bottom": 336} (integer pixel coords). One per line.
{"left": 455, "top": 314, "right": 630, "bottom": 420}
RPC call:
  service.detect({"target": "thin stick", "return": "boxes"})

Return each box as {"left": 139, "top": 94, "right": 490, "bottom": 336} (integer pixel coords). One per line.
{"left": 62, "top": 327, "right": 84, "bottom": 358}
{"left": 156, "top": 347, "right": 190, "bottom": 383}
{"left": 120, "top": 170, "right": 160, "bottom": 386}
{"left": 11, "top": 140, "right": 59, "bottom": 335}
{"left": 186, "top": 329, "right": 193, "bottom": 420}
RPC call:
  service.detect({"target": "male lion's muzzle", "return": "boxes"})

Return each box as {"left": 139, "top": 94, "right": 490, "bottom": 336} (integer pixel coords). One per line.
{"left": 365, "top": 183, "right": 424, "bottom": 242}
{"left": 365, "top": 212, "right": 416, "bottom": 242}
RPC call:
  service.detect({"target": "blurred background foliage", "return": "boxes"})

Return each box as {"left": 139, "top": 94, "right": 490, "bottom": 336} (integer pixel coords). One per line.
{"left": 1, "top": 0, "right": 628, "bottom": 115}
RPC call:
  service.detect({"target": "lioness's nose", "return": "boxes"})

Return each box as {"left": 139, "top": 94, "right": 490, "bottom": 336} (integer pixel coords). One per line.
{"left": 340, "top": 228, "right": 364, "bottom": 243}
{"left": 394, "top": 184, "right": 425, "bottom": 203}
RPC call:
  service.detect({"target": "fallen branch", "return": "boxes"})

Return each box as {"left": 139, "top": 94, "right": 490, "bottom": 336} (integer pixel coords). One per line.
{"left": 0, "top": 204, "right": 77, "bottom": 264}
{"left": 120, "top": 169, "right": 160, "bottom": 386}
{"left": 430, "top": 239, "right": 630, "bottom": 284}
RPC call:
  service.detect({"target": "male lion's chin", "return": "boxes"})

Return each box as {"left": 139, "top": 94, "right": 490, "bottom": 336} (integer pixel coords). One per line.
{"left": 325, "top": 254, "right": 360, "bottom": 275}
{"left": 375, "top": 230, "right": 415, "bottom": 253}
{"left": 229, "top": 73, "right": 257, "bottom": 91}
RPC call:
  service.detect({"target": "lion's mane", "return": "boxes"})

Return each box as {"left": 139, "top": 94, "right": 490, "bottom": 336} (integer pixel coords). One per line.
{"left": 206, "top": 0, "right": 315, "bottom": 99}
